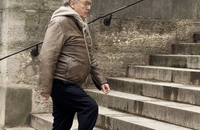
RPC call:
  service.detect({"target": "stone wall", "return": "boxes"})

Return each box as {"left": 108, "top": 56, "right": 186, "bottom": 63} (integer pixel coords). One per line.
{"left": 0, "top": 0, "right": 200, "bottom": 116}
{"left": 86, "top": 0, "right": 200, "bottom": 78}
{"left": 0, "top": 0, "right": 63, "bottom": 121}
{"left": 0, "top": 0, "right": 2, "bottom": 55}
{"left": 0, "top": 0, "right": 62, "bottom": 84}
{"left": 0, "top": 0, "right": 4, "bottom": 126}
{"left": 89, "top": 0, "right": 199, "bottom": 19}
{"left": 0, "top": 0, "right": 2, "bottom": 45}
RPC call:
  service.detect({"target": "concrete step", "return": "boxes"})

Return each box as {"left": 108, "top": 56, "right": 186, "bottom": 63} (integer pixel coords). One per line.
{"left": 86, "top": 89, "right": 200, "bottom": 129}
{"left": 30, "top": 114, "right": 53, "bottom": 130}
{"left": 149, "top": 54, "right": 200, "bottom": 69}
{"left": 3, "top": 127, "right": 35, "bottom": 130}
{"left": 127, "top": 65, "right": 200, "bottom": 85}
{"left": 107, "top": 77, "right": 200, "bottom": 106}
{"left": 97, "top": 106, "right": 192, "bottom": 130}
{"left": 30, "top": 107, "right": 192, "bottom": 130}
{"left": 172, "top": 43, "right": 200, "bottom": 55}
{"left": 30, "top": 113, "right": 104, "bottom": 130}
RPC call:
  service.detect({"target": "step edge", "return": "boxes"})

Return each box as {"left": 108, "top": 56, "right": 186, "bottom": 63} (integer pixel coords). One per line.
{"left": 98, "top": 106, "right": 192, "bottom": 130}
{"left": 85, "top": 89, "right": 200, "bottom": 113}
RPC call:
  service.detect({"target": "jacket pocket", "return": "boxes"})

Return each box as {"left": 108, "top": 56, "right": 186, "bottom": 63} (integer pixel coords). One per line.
{"left": 65, "top": 58, "right": 90, "bottom": 84}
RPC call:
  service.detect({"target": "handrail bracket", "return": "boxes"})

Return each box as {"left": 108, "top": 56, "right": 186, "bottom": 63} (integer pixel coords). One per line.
{"left": 30, "top": 45, "right": 39, "bottom": 57}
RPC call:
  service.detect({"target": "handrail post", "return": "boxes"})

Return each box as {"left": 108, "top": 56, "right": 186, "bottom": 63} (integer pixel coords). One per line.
{"left": 104, "top": 14, "right": 112, "bottom": 26}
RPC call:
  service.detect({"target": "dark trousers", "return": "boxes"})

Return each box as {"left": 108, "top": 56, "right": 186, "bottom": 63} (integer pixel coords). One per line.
{"left": 51, "top": 79, "right": 98, "bottom": 130}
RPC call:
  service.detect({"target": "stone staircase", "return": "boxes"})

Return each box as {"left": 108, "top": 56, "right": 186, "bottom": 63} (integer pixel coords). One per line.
{"left": 87, "top": 42, "right": 200, "bottom": 130}
{"left": 30, "top": 42, "right": 200, "bottom": 130}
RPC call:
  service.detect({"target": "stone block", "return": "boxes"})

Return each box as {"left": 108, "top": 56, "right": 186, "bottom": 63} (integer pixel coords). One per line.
{"left": 150, "top": 54, "right": 200, "bottom": 69}
{"left": 150, "top": 55, "right": 187, "bottom": 68}
{"left": 0, "top": 84, "right": 32, "bottom": 127}
{"left": 187, "top": 56, "right": 200, "bottom": 69}
{"left": 172, "top": 43, "right": 200, "bottom": 55}
{"left": 0, "top": 87, "right": 6, "bottom": 126}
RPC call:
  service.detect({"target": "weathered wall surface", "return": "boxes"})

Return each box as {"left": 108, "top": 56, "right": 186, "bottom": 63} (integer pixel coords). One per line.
{"left": 0, "top": 0, "right": 63, "bottom": 118}
{"left": 86, "top": 0, "right": 200, "bottom": 78}
{"left": 0, "top": 0, "right": 2, "bottom": 45}
{"left": 0, "top": 0, "right": 4, "bottom": 125}
{"left": 90, "top": 0, "right": 199, "bottom": 19}
{"left": 0, "top": 0, "right": 200, "bottom": 116}
{"left": 1, "top": 0, "right": 62, "bottom": 84}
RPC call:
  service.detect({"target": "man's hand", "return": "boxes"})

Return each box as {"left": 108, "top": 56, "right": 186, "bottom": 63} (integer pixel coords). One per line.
{"left": 101, "top": 83, "right": 110, "bottom": 94}
{"left": 40, "top": 92, "right": 50, "bottom": 101}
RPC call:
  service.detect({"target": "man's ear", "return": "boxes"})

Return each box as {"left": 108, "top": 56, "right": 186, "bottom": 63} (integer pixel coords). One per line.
{"left": 70, "top": 0, "right": 75, "bottom": 8}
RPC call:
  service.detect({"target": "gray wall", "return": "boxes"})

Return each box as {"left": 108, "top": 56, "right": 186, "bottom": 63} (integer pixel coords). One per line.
{"left": 0, "top": 0, "right": 2, "bottom": 45}
{"left": 0, "top": 0, "right": 64, "bottom": 115}
{"left": 86, "top": 0, "right": 200, "bottom": 78}
{"left": 89, "top": 0, "right": 200, "bottom": 19}
{"left": 0, "top": 1, "right": 4, "bottom": 125}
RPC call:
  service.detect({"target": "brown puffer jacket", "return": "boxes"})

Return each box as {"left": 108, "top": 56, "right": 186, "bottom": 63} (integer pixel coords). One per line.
{"left": 38, "top": 6, "right": 107, "bottom": 94}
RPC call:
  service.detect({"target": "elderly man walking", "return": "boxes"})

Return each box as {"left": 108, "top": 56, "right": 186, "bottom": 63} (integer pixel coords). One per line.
{"left": 38, "top": 0, "right": 110, "bottom": 130}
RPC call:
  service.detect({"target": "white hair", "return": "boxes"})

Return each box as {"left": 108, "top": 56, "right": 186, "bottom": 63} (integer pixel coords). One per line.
{"left": 63, "top": 0, "right": 79, "bottom": 6}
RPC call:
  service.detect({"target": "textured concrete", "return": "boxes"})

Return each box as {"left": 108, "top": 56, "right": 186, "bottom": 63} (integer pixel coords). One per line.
{"left": 0, "top": 86, "right": 6, "bottom": 126}
{"left": 5, "top": 127, "right": 35, "bottom": 130}
{"left": 97, "top": 106, "right": 192, "bottom": 130}
{"left": 30, "top": 113, "right": 104, "bottom": 130}
{"left": 0, "top": 0, "right": 2, "bottom": 43}
{"left": 89, "top": 0, "right": 199, "bottom": 19}
{"left": 30, "top": 114, "right": 53, "bottom": 130}
{"left": 149, "top": 54, "right": 200, "bottom": 69}
{"left": 107, "top": 77, "right": 200, "bottom": 106}
{"left": 86, "top": 89, "right": 200, "bottom": 129}
{"left": 172, "top": 43, "right": 200, "bottom": 55}
{"left": 30, "top": 107, "right": 191, "bottom": 130}
{"left": 87, "top": 0, "right": 200, "bottom": 80}
{"left": 127, "top": 65, "right": 200, "bottom": 85}
{"left": 0, "top": 84, "right": 32, "bottom": 127}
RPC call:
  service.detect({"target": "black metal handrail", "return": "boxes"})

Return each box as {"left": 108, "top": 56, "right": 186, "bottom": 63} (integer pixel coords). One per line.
{"left": 0, "top": 42, "right": 43, "bottom": 61}
{"left": 0, "top": 0, "right": 144, "bottom": 61}
{"left": 88, "top": 0, "right": 144, "bottom": 25}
